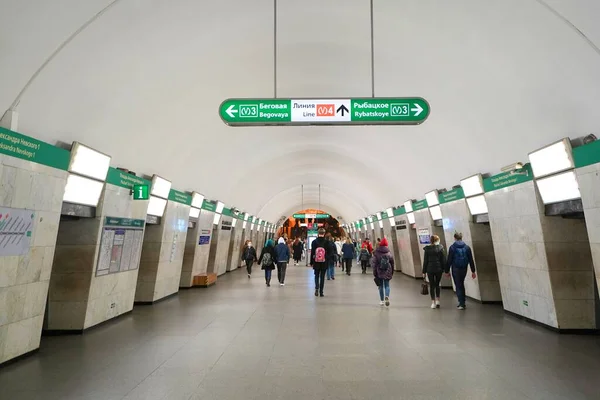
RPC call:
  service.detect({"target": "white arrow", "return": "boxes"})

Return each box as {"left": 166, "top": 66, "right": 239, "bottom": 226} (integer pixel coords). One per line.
{"left": 226, "top": 105, "right": 238, "bottom": 119}
{"left": 411, "top": 103, "right": 424, "bottom": 117}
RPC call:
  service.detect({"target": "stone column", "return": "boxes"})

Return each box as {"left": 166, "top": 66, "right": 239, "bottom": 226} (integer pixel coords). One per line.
{"left": 486, "top": 171, "right": 595, "bottom": 330}
{"left": 439, "top": 196, "right": 501, "bottom": 303}
{"left": 180, "top": 207, "right": 214, "bottom": 288}
{"left": 414, "top": 207, "right": 451, "bottom": 287}
{"left": 0, "top": 140, "right": 66, "bottom": 364}
{"left": 135, "top": 199, "right": 189, "bottom": 303}
{"left": 213, "top": 215, "right": 233, "bottom": 277}
{"left": 48, "top": 176, "right": 148, "bottom": 331}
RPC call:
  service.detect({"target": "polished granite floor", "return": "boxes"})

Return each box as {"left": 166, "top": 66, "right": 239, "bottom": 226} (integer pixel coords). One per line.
{"left": 2, "top": 264, "right": 600, "bottom": 400}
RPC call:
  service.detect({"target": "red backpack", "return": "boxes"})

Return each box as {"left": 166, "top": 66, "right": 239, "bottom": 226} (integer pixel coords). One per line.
{"left": 315, "top": 247, "right": 326, "bottom": 263}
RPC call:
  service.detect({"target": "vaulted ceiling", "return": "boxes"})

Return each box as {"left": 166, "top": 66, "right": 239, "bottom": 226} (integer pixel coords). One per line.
{"left": 2, "top": 0, "right": 599, "bottom": 223}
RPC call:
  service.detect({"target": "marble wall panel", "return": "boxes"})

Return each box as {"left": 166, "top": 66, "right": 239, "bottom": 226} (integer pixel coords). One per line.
{"left": 0, "top": 154, "right": 67, "bottom": 364}
{"left": 180, "top": 209, "right": 214, "bottom": 287}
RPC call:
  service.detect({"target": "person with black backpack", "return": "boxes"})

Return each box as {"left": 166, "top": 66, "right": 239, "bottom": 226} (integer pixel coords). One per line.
{"left": 372, "top": 238, "right": 395, "bottom": 306}
{"left": 359, "top": 238, "right": 373, "bottom": 274}
{"left": 310, "top": 228, "right": 330, "bottom": 297}
{"left": 446, "top": 232, "right": 477, "bottom": 310}
{"left": 258, "top": 239, "right": 277, "bottom": 287}
{"left": 422, "top": 235, "right": 447, "bottom": 309}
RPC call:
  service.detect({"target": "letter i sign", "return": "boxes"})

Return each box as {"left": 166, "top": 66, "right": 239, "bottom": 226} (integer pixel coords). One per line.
{"left": 317, "top": 104, "right": 335, "bottom": 117}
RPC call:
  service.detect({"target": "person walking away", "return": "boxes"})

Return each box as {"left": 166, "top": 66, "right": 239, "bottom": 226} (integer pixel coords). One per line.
{"left": 334, "top": 238, "right": 343, "bottom": 270}
{"left": 275, "top": 237, "right": 290, "bottom": 286}
{"left": 258, "top": 239, "right": 277, "bottom": 287}
{"left": 360, "top": 238, "right": 373, "bottom": 274}
{"left": 446, "top": 232, "right": 477, "bottom": 310}
{"left": 311, "top": 228, "right": 330, "bottom": 297}
{"left": 422, "top": 235, "right": 446, "bottom": 309}
{"left": 341, "top": 238, "right": 355, "bottom": 276}
{"left": 325, "top": 233, "right": 337, "bottom": 280}
{"left": 372, "top": 238, "right": 395, "bottom": 306}
{"left": 292, "top": 238, "right": 303, "bottom": 266}
{"left": 242, "top": 240, "right": 258, "bottom": 278}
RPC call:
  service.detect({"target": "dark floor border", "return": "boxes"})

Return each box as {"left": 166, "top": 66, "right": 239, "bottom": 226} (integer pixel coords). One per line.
{"left": 505, "top": 310, "right": 600, "bottom": 335}
{"left": 43, "top": 310, "right": 133, "bottom": 336}
{"left": 467, "top": 296, "right": 503, "bottom": 305}
{"left": 134, "top": 291, "right": 179, "bottom": 306}
{"left": 0, "top": 348, "right": 39, "bottom": 368}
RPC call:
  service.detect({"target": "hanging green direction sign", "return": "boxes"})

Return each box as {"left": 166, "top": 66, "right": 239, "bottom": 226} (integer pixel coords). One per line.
{"left": 293, "top": 213, "right": 330, "bottom": 219}
{"left": 219, "top": 98, "right": 430, "bottom": 126}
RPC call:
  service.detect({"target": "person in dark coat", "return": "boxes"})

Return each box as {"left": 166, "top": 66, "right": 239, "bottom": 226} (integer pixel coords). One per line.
{"left": 341, "top": 238, "right": 356, "bottom": 276}
{"left": 242, "top": 240, "right": 258, "bottom": 278}
{"left": 372, "top": 238, "right": 395, "bottom": 307}
{"left": 274, "top": 237, "right": 290, "bottom": 286}
{"left": 446, "top": 232, "right": 477, "bottom": 310}
{"left": 325, "top": 233, "right": 337, "bottom": 280}
{"left": 310, "top": 228, "right": 330, "bottom": 297}
{"left": 292, "top": 238, "right": 304, "bottom": 265}
{"left": 258, "top": 239, "right": 277, "bottom": 287}
{"left": 422, "top": 235, "right": 447, "bottom": 309}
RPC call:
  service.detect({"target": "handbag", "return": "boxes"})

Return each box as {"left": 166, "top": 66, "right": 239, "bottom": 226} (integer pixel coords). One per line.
{"left": 420, "top": 281, "right": 429, "bottom": 296}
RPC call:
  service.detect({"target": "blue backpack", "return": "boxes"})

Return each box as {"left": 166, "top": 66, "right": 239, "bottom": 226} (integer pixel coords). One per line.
{"left": 453, "top": 246, "right": 469, "bottom": 268}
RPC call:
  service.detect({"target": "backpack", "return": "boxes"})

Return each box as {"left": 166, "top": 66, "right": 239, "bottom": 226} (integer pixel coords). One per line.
{"left": 453, "top": 246, "right": 469, "bottom": 268}
{"left": 315, "top": 247, "right": 326, "bottom": 263}
{"left": 360, "top": 249, "right": 369, "bottom": 261}
{"left": 379, "top": 255, "right": 391, "bottom": 271}
{"left": 262, "top": 252, "right": 273, "bottom": 267}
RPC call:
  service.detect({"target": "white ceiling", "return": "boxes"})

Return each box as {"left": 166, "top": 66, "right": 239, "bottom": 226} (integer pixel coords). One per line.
{"left": 1, "top": 0, "right": 599, "bottom": 223}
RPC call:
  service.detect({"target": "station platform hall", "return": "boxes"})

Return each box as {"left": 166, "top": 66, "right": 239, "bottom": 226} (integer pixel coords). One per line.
{"left": 2, "top": 1, "right": 600, "bottom": 399}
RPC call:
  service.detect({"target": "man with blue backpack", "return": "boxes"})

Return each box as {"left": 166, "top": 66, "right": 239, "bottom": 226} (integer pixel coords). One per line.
{"left": 446, "top": 232, "right": 477, "bottom": 310}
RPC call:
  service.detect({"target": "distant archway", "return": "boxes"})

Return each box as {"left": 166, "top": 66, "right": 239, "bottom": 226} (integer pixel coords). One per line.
{"left": 277, "top": 209, "right": 346, "bottom": 239}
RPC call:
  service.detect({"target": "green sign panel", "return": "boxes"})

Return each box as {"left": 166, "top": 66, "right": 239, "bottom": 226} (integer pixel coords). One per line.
{"left": 106, "top": 167, "right": 151, "bottom": 189}
{"left": 168, "top": 189, "right": 192, "bottom": 205}
{"left": 439, "top": 188, "right": 465, "bottom": 204}
{"left": 133, "top": 184, "right": 149, "bottom": 200}
{"left": 483, "top": 164, "right": 533, "bottom": 193}
{"left": 0, "top": 127, "right": 70, "bottom": 170}
{"left": 219, "top": 98, "right": 430, "bottom": 126}
{"left": 293, "top": 213, "right": 330, "bottom": 219}
{"left": 104, "top": 217, "right": 145, "bottom": 228}
{"left": 393, "top": 206, "right": 406, "bottom": 217}
{"left": 412, "top": 200, "right": 428, "bottom": 211}
{"left": 574, "top": 140, "right": 600, "bottom": 169}
{"left": 201, "top": 200, "right": 217, "bottom": 212}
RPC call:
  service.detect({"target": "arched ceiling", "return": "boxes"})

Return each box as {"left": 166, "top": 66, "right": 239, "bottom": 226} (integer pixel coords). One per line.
{"left": 1, "top": 0, "right": 599, "bottom": 224}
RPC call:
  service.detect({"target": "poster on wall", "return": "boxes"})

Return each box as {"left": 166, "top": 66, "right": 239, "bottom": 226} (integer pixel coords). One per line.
{"left": 418, "top": 228, "right": 431, "bottom": 245}
{"left": 0, "top": 207, "right": 35, "bottom": 256}
{"left": 199, "top": 235, "right": 210, "bottom": 245}
{"left": 96, "top": 217, "right": 145, "bottom": 277}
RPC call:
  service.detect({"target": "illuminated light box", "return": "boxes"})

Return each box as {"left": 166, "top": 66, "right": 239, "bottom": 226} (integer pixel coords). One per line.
{"left": 461, "top": 174, "right": 484, "bottom": 197}
{"left": 466, "top": 195, "right": 489, "bottom": 215}
{"left": 425, "top": 191, "right": 439, "bottom": 207}
{"left": 536, "top": 171, "right": 581, "bottom": 205}
{"left": 404, "top": 201, "right": 413, "bottom": 213}
{"left": 429, "top": 205, "right": 442, "bottom": 221}
{"left": 216, "top": 201, "right": 225, "bottom": 214}
{"left": 68, "top": 142, "right": 111, "bottom": 181}
{"left": 147, "top": 196, "right": 167, "bottom": 217}
{"left": 151, "top": 175, "right": 171, "bottom": 198}
{"left": 191, "top": 192, "right": 204, "bottom": 209}
{"left": 213, "top": 213, "right": 222, "bottom": 225}
{"left": 63, "top": 173, "right": 104, "bottom": 207}
{"left": 529, "top": 138, "right": 574, "bottom": 179}
{"left": 407, "top": 212, "right": 416, "bottom": 224}
{"left": 189, "top": 207, "right": 200, "bottom": 218}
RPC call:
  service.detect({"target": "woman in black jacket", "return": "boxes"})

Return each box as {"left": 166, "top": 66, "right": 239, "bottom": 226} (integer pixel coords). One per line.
{"left": 258, "top": 239, "right": 277, "bottom": 287}
{"left": 422, "top": 235, "right": 447, "bottom": 309}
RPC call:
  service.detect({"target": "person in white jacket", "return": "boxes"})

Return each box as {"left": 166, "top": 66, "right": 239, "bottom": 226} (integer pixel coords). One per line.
{"left": 334, "top": 238, "right": 343, "bottom": 270}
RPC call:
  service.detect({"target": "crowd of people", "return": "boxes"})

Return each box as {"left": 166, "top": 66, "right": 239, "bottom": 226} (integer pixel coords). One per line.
{"left": 240, "top": 228, "right": 477, "bottom": 309}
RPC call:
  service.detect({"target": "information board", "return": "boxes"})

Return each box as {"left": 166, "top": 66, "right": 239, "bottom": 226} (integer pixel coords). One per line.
{"left": 96, "top": 217, "right": 145, "bottom": 277}
{"left": 0, "top": 207, "right": 35, "bottom": 256}
{"left": 199, "top": 235, "right": 210, "bottom": 245}
{"left": 418, "top": 228, "right": 431, "bottom": 245}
